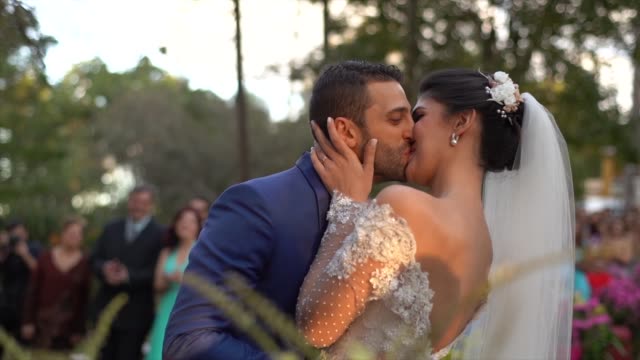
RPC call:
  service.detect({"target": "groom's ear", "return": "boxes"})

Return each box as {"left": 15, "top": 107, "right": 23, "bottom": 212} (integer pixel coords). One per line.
{"left": 453, "top": 109, "right": 476, "bottom": 136}
{"left": 333, "top": 117, "right": 361, "bottom": 150}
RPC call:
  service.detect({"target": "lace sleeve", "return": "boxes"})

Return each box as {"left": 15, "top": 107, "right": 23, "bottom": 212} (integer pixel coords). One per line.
{"left": 296, "top": 192, "right": 416, "bottom": 348}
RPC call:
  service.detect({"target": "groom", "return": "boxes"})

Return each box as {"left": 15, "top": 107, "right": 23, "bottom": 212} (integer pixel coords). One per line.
{"left": 163, "top": 60, "right": 414, "bottom": 360}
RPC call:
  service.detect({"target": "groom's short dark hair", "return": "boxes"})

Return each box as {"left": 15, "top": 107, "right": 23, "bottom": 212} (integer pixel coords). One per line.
{"left": 309, "top": 60, "right": 403, "bottom": 139}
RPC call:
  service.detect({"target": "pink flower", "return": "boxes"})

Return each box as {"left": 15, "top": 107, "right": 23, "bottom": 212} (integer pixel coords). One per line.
{"left": 574, "top": 297, "right": 599, "bottom": 311}
{"left": 572, "top": 314, "right": 611, "bottom": 330}
{"left": 589, "top": 314, "right": 611, "bottom": 326}
{"left": 571, "top": 343, "right": 582, "bottom": 360}
{"left": 573, "top": 319, "right": 590, "bottom": 330}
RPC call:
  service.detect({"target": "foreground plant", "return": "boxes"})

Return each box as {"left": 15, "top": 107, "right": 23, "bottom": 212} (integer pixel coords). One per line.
{"left": 0, "top": 294, "right": 127, "bottom": 360}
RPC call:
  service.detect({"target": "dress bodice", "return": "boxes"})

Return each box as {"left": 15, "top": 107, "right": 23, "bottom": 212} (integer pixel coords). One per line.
{"left": 296, "top": 193, "right": 465, "bottom": 359}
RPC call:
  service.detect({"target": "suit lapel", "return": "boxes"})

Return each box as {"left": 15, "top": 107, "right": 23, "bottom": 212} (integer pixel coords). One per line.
{"left": 296, "top": 152, "right": 331, "bottom": 230}
{"left": 116, "top": 220, "right": 128, "bottom": 247}
{"left": 132, "top": 219, "right": 153, "bottom": 242}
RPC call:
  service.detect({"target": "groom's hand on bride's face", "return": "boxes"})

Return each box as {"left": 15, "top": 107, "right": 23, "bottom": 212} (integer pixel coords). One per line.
{"left": 310, "top": 118, "right": 376, "bottom": 202}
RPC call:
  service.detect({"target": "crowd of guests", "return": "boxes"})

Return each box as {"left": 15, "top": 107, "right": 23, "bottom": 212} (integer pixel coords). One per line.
{"left": 572, "top": 205, "right": 640, "bottom": 359}
{"left": 0, "top": 185, "right": 210, "bottom": 360}
{"left": 575, "top": 206, "right": 640, "bottom": 297}
{"left": 2, "top": 186, "right": 639, "bottom": 359}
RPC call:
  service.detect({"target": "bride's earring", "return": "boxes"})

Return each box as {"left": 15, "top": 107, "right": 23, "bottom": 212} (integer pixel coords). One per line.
{"left": 450, "top": 133, "right": 460, "bottom": 146}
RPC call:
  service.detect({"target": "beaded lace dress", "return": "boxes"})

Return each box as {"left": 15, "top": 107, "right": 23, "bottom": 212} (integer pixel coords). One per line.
{"left": 296, "top": 193, "right": 459, "bottom": 359}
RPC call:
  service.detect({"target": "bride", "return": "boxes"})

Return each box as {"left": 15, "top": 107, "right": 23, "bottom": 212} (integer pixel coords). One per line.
{"left": 296, "top": 69, "right": 575, "bottom": 359}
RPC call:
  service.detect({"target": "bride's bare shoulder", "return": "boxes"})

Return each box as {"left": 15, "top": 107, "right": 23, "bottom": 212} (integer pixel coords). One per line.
{"left": 375, "top": 184, "right": 437, "bottom": 221}
{"left": 376, "top": 187, "right": 460, "bottom": 259}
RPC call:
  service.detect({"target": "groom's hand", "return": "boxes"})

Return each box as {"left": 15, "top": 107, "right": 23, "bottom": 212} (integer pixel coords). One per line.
{"left": 310, "top": 117, "right": 376, "bottom": 202}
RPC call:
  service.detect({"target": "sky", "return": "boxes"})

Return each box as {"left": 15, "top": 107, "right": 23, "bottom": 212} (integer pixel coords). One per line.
{"left": 25, "top": 0, "right": 633, "bottom": 121}
{"left": 26, "top": 0, "right": 328, "bottom": 120}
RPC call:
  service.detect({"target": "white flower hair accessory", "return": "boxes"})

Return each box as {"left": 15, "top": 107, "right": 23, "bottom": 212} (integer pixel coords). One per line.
{"left": 484, "top": 71, "right": 524, "bottom": 125}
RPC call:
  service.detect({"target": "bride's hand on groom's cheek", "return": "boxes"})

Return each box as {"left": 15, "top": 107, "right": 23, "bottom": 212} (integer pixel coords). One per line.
{"left": 310, "top": 117, "right": 376, "bottom": 202}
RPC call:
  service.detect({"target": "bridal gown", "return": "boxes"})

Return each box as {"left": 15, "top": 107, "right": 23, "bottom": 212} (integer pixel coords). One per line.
{"left": 296, "top": 193, "right": 472, "bottom": 359}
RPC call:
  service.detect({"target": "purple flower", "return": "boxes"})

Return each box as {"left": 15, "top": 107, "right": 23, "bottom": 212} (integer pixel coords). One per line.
{"left": 599, "top": 277, "right": 640, "bottom": 325}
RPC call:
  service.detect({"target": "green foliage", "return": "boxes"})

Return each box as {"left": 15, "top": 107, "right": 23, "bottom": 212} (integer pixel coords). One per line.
{"left": 294, "top": 0, "right": 637, "bottom": 198}
{"left": 80, "top": 58, "right": 312, "bottom": 221}
{"left": 224, "top": 273, "right": 321, "bottom": 358}
{"left": 1, "top": 54, "right": 312, "bottom": 242}
{"left": 0, "top": 0, "right": 74, "bottom": 240}
{"left": 73, "top": 294, "right": 128, "bottom": 360}
{"left": 0, "top": 328, "right": 30, "bottom": 360}
{"left": 181, "top": 273, "right": 285, "bottom": 356}
{"left": 2, "top": 0, "right": 637, "bottom": 240}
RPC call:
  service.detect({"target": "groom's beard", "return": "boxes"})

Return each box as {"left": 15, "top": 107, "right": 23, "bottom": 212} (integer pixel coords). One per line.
{"left": 360, "top": 137, "right": 408, "bottom": 182}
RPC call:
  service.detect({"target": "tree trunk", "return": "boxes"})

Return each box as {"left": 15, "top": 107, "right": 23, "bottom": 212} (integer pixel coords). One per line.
{"left": 511, "top": 2, "right": 553, "bottom": 80}
{"left": 322, "top": 0, "right": 330, "bottom": 63}
{"left": 233, "top": 0, "right": 249, "bottom": 181}
{"left": 404, "top": 0, "right": 420, "bottom": 102}
{"left": 632, "top": 42, "right": 640, "bottom": 158}
{"left": 633, "top": 60, "right": 640, "bottom": 148}
{"left": 480, "top": 19, "right": 497, "bottom": 70}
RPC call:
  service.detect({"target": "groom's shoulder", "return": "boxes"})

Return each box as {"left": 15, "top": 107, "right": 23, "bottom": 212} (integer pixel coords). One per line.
{"left": 246, "top": 164, "right": 302, "bottom": 190}
{"left": 221, "top": 164, "right": 303, "bottom": 200}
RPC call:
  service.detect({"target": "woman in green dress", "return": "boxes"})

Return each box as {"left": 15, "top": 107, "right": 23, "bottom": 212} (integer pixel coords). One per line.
{"left": 146, "top": 207, "right": 201, "bottom": 360}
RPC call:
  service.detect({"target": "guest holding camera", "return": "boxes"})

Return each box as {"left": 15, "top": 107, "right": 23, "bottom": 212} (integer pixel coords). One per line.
{"left": 0, "top": 220, "right": 41, "bottom": 341}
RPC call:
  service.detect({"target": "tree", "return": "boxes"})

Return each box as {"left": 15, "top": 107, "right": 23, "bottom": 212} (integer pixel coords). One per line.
{"left": 0, "top": 0, "right": 75, "bottom": 239}
{"left": 75, "top": 58, "right": 310, "bottom": 220}
{"left": 233, "top": 0, "right": 249, "bottom": 181}
{"left": 306, "top": 0, "right": 331, "bottom": 63}
{"left": 322, "top": 0, "right": 330, "bottom": 62}
{"left": 574, "top": 0, "right": 640, "bottom": 154}
{"left": 0, "top": 1, "right": 315, "bottom": 241}
{"left": 404, "top": 0, "right": 420, "bottom": 101}
{"left": 293, "top": 0, "right": 636, "bottom": 196}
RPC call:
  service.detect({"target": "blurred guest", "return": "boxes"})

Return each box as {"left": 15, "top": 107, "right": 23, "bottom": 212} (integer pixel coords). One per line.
{"left": 92, "top": 185, "right": 164, "bottom": 360}
{"left": 574, "top": 213, "right": 593, "bottom": 303}
{"left": 574, "top": 269, "right": 592, "bottom": 302}
{"left": 0, "top": 220, "right": 8, "bottom": 357}
{"left": 188, "top": 196, "right": 210, "bottom": 225}
{"left": 0, "top": 220, "right": 41, "bottom": 341}
{"left": 575, "top": 208, "right": 590, "bottom": 247}
{"left": 21, "top": 217, "right": 91, "bottom": 350}
{"left": 604, "top": 217, "right": 631, "bottom": 241}
{"left": 624, "top": 207, "right": 640, "bottom": 260}
{"left": 623, "top": 207, "right": 638, "bottom": 232}
{"left": 146, "top": 207, "right": 200, "bottom": 360}
{"left": 584, "top": 211, "right": 604, "bottom": 247}
{"left": 603, "top": 218, "right": 634, "bottom": 267}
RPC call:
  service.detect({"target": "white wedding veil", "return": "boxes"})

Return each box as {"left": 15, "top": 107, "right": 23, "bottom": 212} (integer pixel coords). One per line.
{"left": 458, "top": 93, "right": 575, "bottom": 359}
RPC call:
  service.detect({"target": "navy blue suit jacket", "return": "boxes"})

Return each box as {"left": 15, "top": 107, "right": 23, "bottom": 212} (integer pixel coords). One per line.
{"left": 164, "top": 153, "right": 330, "bottom": 359}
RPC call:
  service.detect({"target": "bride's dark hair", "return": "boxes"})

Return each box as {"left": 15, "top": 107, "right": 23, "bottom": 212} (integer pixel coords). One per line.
{"left": 419, "top": 68, "right": 525, "bottom": 171}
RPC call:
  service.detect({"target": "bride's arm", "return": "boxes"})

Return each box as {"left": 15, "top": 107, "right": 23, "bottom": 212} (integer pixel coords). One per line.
{"left": 296, "top": 118, "right": 415, "bottom": 347}
{"left": 295, "top": 193, "right": 367, "bottom": 347}
{"left": 296, "top": 191, "right": 416, "bottom": 347}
